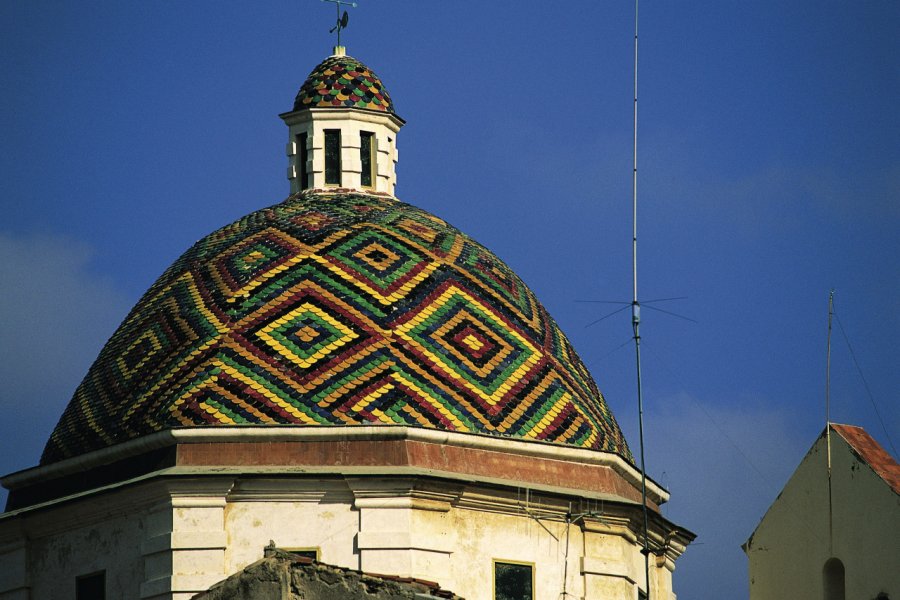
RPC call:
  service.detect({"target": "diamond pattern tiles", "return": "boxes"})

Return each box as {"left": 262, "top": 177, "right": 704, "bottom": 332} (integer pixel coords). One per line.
{"left": 41, "top": 193, "right": 630, "bottom": 464}
{"left": 292, "top": 55, "right": 395, "bottom": 114}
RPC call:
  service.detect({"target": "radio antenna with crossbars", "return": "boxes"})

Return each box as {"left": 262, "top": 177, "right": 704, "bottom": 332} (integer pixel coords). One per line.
{"left": 630, "top": 0, "right": 653, "bottom": 597}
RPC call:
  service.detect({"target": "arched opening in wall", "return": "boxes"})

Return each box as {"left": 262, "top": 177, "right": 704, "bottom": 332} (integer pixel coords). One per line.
{"left": 823, "top": 557, "right": 845, "bottom": 600}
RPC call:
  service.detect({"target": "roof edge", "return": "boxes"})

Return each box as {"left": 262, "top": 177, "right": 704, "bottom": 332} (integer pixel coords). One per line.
{"left": 6, "top": 426, "right": 665, "bottom": 503}
{"left": 744, "top": 422, "right": 900, "bottom": 552}
{"left": 830, "top": 422, "right": 900, "bottom": 495}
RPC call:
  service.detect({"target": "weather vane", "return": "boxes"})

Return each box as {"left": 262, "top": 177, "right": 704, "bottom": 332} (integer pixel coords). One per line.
{"left": 322, "top": 0, "right": 357, "bottom": 48}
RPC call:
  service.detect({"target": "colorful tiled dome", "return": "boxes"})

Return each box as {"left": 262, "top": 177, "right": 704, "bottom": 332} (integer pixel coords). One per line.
{"left": 293, "top": 54, "right": 394, "bottom": 114}
{"left": 42, "top": 193, "right": 630, "bottom": 464}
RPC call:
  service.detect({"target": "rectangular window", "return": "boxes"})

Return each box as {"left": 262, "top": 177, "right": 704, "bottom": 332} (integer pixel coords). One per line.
{"left": 324, "top": 129, "right": 341, "bottom": 185}
{"left": 360, "top": 131, "right": 374, "bottom": 187}
{"left": 285, "top": 547, "right": 320, "bottom": 561}
{"left": 76, "top": 571, "right": 105, "bottom": 600}
{"left": 296, "top": 132, "right": 309, "bottom": 189}
{"left": 494, "top": 561, "right": 533, "bottom": 600}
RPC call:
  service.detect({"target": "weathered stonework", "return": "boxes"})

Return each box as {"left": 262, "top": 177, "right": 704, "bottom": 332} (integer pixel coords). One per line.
{"left": 193, "top": 550, "right": 461, "bottom": 600}
{"left": 0, "top": 428, "right": 692, "bottom": 600}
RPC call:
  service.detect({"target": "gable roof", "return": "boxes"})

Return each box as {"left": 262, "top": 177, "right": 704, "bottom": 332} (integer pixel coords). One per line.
{"left": 744, "top": 422, "right": 900, "bottom": 552}
{"left": 831, "top": 423, "right": 900, "bottom": 496}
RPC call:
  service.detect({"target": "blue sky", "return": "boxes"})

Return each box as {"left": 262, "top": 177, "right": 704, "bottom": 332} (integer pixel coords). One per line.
{"left": 1, "top": 2, "right": 898, "bottom": 598}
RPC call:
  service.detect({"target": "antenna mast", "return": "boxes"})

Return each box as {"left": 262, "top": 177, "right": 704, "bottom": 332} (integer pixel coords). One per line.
{"left": 630, "top": 0, "right": 652, "bottom": 596}
{"left": 825, "top": 289, "right": 834, "bottom": 553}
{"left": 825, "top": 289, "right": 834, "bottom": 430}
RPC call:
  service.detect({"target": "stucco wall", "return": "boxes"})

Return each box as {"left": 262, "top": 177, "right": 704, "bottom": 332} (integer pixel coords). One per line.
{"left": 0, "top": 487, "right": 149, "bottom": 600}
{"left": 217, "top": 478, "right": 674, "bottom": 600}
{"left": 2, "top": 472, "right": 683, "bottom": 600}
{"left": 829, "top": 434, "right": 900, "bottom": 597}
{"left": 223, "top": 478, "right": 360, "bottom": 574}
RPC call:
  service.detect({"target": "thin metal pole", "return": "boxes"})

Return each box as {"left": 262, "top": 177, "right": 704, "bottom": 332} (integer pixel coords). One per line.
{"left": 825, "top": 289, "right": 834, "bottom": 430}
{"left": 631, "top": 0, "right": 652, "bottom": 596}
{"left": 634, "top": 319, "right": 651, "bottom": 596}
{"left": 631, "top": 0, "right": 639, "bottom": 307}
{"left": 825, "top": 289, "right": 834, "bottom": 553}
{"left": 562, "top": 513, "right": 571, "bottom": 598}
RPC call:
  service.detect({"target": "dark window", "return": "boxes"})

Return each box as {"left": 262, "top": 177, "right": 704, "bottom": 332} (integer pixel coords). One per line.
{"left": 291, "top": 548, "right": 319, "bottom": 561}
{"left": 494, "top": 561, "right": 532, "bottom": 600}
{"left": 360, "top": 131, "right": 374, "bottom": 187}
{"left": 324, "top": 129, "right": 341, "bottom": 185}
{"left": 823, "top": 557, "right": 845, "bottom": 600}
{"left": 296, "top": 132, "right": 309, "bottom": 189}
{"left": 76, "top": 571, "right": 105, "bottom": 600}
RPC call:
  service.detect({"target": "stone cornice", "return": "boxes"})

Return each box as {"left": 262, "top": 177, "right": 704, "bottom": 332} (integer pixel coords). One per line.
{"left": 3, "top": 427, "right": 668, "bottom": 515}
{"left": 5, "top": 427, "right": 665, "bottom": 498}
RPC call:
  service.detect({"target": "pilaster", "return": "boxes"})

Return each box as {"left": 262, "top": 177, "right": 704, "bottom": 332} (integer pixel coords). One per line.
{"left": 140, "top": 479, "right": 233, "bottom": 600}
{"left": 348, "top": 478, "right": 461, "bottom": 590}
{"left": 579, "top": 515, "right": 642, "bottom": 600}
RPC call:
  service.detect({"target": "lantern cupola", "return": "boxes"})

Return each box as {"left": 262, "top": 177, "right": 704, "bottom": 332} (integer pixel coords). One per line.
{"left": 280, "top": 47, "right": 404, "bottom": 195}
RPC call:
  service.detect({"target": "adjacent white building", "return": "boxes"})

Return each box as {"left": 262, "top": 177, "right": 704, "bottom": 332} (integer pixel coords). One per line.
{"left": 744, "top": 423, "right": 900, "bottom": 600}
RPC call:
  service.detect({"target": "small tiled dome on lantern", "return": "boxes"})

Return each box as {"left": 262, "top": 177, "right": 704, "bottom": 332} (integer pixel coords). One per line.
{"left": 293, "top": 53, "right": 395, "bottom": 114}
{"left": 280, "top": 47, "right": 405, "bottom": 196}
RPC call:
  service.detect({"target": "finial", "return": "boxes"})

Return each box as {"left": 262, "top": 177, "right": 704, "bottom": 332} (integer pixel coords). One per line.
{"left": 322, "top": 0, "right": 357, "bottom": 49}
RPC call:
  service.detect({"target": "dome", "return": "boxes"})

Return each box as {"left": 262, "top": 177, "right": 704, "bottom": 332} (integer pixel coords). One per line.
{"left": 292, "top": 54, "right": 395, "bottom": 114}
{"left": 42, "top": 192, "right": 630, "bottom": 464}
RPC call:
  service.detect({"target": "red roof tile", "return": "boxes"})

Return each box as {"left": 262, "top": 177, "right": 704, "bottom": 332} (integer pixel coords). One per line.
{"left": 831, "top": 423, "right": 900, "bottom": 495}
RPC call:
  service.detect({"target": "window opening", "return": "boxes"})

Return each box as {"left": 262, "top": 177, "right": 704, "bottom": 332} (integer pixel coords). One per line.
{"left": 76, "top": 571, "right": 106, "bottom": 600}
{"left": 823, "top": 557, "right": 845, "bottom": 600}
{"left": 360, "top": 131, "right": 374, "bottom": 187}
{"left": 324, "top": 129, "right": 341, "bottom": 185}
{"left": 494, "top": 560, "right": 533, "bottom": 600}
{"left": 284, "top": 547, "right": 320, "bottom": 561}
{"left": 296, "top": 132, "right": 309, "bottom": 189}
